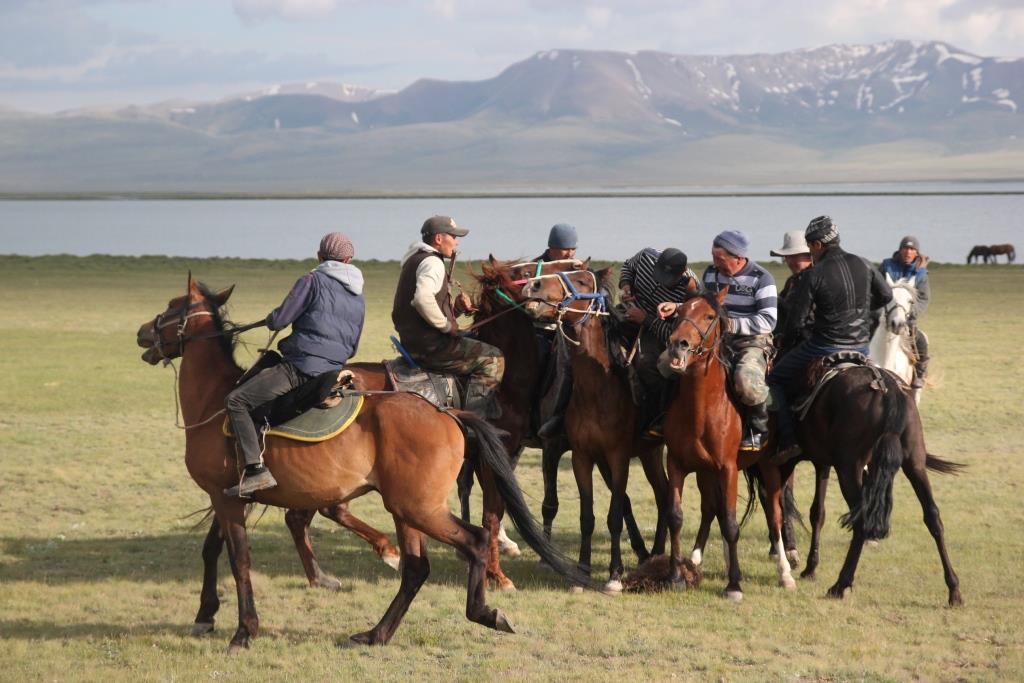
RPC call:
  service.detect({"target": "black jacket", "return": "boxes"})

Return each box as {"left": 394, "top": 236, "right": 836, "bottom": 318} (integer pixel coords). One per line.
{"left": 783, "top": 246, "right": 892, "bottom": 348}
{"left": 775, "top": 267, "right": 813, "bottom": 353}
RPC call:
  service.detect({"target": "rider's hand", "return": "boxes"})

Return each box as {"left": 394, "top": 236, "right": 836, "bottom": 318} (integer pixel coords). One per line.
{"left": 657, "top": 302, "right": 679, "bottom": 320}
{"left": 619, "top": 284, "right": 634, "bottom": 303}
{"left": 625, "top": 304, "right": 647, "bottom": 325}
{"left": 454, "top": 292, "right": 477, "bottom": 315}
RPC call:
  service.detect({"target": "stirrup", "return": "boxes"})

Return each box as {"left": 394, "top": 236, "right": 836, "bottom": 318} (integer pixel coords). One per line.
{"left": 739, "top": 433, "right": 763, "bottom": 452}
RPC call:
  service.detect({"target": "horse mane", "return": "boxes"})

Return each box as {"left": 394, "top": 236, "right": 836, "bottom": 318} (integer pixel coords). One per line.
{"left": 195, "top": 281, "right": 241, "bottom": 365}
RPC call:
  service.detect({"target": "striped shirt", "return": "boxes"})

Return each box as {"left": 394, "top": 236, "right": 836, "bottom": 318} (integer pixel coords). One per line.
{"left": 619, "top": 247, "right": 699, "bottom": 344}
{"left": 701, "top": 260, "right": 778, "bottom": 336}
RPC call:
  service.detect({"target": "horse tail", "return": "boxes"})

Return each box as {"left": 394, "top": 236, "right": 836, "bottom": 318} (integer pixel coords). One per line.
{"left": 742, "top": 466, "right": 805, "bottom": 531}
{"left": 926, "top": 454, "right": 966, "bottom": 475}
{"left": 840, "top": 371, "right": 905, "bottom": 540}
{"left": 455, "top": 411, "right": 605, "bottom": 592}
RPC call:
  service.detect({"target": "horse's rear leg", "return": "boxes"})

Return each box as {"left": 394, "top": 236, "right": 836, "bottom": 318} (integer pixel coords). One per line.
{"left": 218, "top": 503, "right": 259, "bottom": 652}
{"left": 690, "top": 470, "right": 717, "bottom": 566}
{"left": 349, "top": 520, "right": 432, "bottom": 646}
{"left": 284, "top": 509, "right": 341, "bottom": 590}
{"left": 457, "top": 459, "right": 475, "bottom": 523}
{"left": 801, "top": 464, "right": 830, "bottom": 579}
{"left": 827, "top": 464, "right": 867, "bottom": 600}
{"left": 318, "top": 504, "right": 401, "bottom": 570}
{"left": 193, "top": 516, "right": 223, "bottom": 636}
{"left": 477, "top": 464, "right": 515, "bottom": 591}
{"left": 903, "top": 459, "right": 962, "bottom": 606}
{"left": 759, "top": 463, "right": 795, "bottom": 589}
{"left": 717, "top": 466, "right": 743, "bottom": 601}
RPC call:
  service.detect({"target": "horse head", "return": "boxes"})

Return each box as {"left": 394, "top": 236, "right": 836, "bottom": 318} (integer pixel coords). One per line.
{"left": 662, "top": 288, "right": 729, "bottom": 374}
{"left": 882, "top": 276, "right": 916, "bottom": 334}
{"left": 137, "top": 274, "right": 234, "bottom": 364}
{"left": 520, "top": 260, "right": 611, "bottom": 325}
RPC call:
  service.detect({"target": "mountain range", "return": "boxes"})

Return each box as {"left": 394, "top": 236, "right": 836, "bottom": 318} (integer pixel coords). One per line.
{"left": 1, "top": 41, "right": 1022, "bottom": 192}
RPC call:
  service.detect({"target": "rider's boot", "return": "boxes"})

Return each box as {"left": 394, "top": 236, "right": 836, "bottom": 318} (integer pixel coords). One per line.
{"left": 642, "top": 382, "right": 672, "bottom": 440}
{"left": 767, "top": 386, "right": 801, "bottom": 465}
{"left": 225, "top": 463, "right": 278, "bottom": 498}
{"left": 740, "top": 402, "right": 769, "bottom": 451}
{"left": 537, "top": 357, "right": 573, "bottom": 438}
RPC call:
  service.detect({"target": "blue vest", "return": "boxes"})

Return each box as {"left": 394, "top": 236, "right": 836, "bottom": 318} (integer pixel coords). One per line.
{"left": 880, "top": 257, "right": 926, "bottom": 288}
{"left": 279, "top": 270, "right": 365, "bottom": 376}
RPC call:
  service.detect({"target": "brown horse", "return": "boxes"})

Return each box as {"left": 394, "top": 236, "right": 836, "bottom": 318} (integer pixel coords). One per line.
{"left": 482, "top": 257, "right": 666, "bottom": 572}
{"left": 659, "top": 290, "right": 794, "bottom": 599}
{"left": 786, "top": 353, "right": 964, "bottom": 605}
{"left": 136, "top": 277, "right": 599, "bottom": 650}
{"left": 989, "top": 243, "right": 1016, "bottom": 263}
{"left": 520, "top": 265, "right": 670, "bottom": 590}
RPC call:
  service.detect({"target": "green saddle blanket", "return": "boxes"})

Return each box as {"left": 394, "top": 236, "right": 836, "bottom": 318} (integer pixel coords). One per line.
{"left": 223, "top": 393, "right": 364, "bottom": 443}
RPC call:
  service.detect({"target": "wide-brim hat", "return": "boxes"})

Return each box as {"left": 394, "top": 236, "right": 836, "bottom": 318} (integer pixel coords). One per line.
{"left": 770, "top": 230, "right": 810, "bottom": 256}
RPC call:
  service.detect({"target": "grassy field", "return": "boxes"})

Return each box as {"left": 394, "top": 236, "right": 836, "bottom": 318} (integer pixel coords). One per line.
{"left": 1, "top": 255, "right": 1022, "bottom": 682}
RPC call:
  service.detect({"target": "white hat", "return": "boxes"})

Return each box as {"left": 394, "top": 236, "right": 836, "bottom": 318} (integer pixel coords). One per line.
{"left": 770, "top": 230, "right": 810, "bottom": 256}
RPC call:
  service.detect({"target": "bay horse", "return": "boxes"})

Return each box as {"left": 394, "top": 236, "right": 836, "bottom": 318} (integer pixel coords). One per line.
{"left": 136, "top": 276, "right": 600, "bottom": 650}
{"left": 478, "top": 257, "right": 660, "bottom": 567}
{"left": 966, "top": 245, "right": 991, "bottom": 264}
{"left": 659, "top": 289, "right": 795, "bottom": 599}
{"left": 787, "top": 352, "right": 964, "bottom": 606}
{"left": 868, "top": 277, "right": 920, "bottom": 402}
{"left": 990, "top": 243, "right": 1016, "bottom": 263}
{"left": 520, "top": 265, "right": 670, "bottom": 591}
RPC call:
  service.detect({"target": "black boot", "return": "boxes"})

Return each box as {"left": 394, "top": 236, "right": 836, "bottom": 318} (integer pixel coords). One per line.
{"left": 740, "top": 402, "right": 769, "bottom": 451}
{"left": 538, "top": 358, "right": 573, "bottom": 438}
{"left": 642, "top": 382, "right": 673, "bottom": 440}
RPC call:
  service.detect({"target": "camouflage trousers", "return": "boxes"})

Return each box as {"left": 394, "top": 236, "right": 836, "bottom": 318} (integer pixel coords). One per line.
{"left": 412, "top": 336, "right": 505, "bottom": 410}
{"left": 727, "top": 333, "right": 773, "bottom": 406}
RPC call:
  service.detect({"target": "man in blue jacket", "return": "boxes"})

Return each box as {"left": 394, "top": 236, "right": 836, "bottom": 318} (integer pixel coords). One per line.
{"left": 879, "top": 235, "right": 930, "bottom": 389}
{"left": 225, "top": 232, "right": 365, "bottom": 497}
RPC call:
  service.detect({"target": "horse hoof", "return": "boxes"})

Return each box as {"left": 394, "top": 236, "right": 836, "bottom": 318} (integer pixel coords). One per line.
{"left": 312, "top": 574, "right": 342, "bottom": 591}
{"left": 865, "top": 539, "right": 880, "bottom": 547}
{"left": 948, "top": 590, "right": 964, "bottom": 608}
{"left": 724, "top": 590, "right": 744, "bottom": 602}
{"left": 780, "top": 575, "right": 797, "bottom": 590}
{"left": 603, "top": 579, "right": 624, "bottom": 594}
{"left": 381, "top": 553, "right": 401, "bottom": 571}
{"left": 568, "top": 585, "right": 584, "bottom": 595}
{"left": 190, "top": 622, "right": 214, "bottom": 637}
{"left": 495, "top": 577, "right": 517, "bottom": 592}
{"left": 499, "top": 543, "right": 522, "bottom": 559}
{"left": 786, "top": 550, "right": 801, "bottom": 568}
{"left": 800, "top": 569, "right": 816, "bottom": 580}
{"left": 689, "top": 549, "right": 703, "bottom": 566}
{"left": 826, "top": 585, "right": 849, "bottom": 600}
{"left": 494, "top": 610, "right": 516, "bottom": 634}
{"left": 226, "top": 642, "right": 248, "bottom": 655}
{"left": 348, "top": 631, "right": 379, "bottom": 646}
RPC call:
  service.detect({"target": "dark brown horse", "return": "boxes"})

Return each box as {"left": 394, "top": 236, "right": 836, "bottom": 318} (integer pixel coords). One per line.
{"left": 787, "top": 355, "right": 964, "bottom": 605}
{"left": 659, "top": 290, "right": 794, "bottom": 599}
{"left": 967, "top": 245, "right": 992, "bottom": 264}
{"left": 989, "top": 243, "right": 1016, "bottom": 263}
{"left": 136, "top": 277, "right": 599, "bottom": 650}
{"left": 520, "top": 265, "right": 669, "bottom": 591}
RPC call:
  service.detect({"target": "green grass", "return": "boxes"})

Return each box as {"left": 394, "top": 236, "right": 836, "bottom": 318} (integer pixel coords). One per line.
{"left": 1, "top": 255, "right": 1023, "bottom": 682}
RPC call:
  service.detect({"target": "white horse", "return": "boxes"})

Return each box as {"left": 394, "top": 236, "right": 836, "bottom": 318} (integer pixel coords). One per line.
{"left": 869, "top": 275, "right": 921, "bottom": 403}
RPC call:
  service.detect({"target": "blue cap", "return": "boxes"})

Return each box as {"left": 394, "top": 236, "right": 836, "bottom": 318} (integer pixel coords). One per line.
{"left": 548, "top": 223, "right": 578, "bottom": 249}
{"left": 713, "top": 229, "right": 750, "bottom": 258}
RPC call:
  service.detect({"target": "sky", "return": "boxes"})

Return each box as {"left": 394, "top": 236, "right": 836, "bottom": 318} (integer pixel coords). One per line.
{"left": 2, "top": 0, "right": 1024, "bottom": 113}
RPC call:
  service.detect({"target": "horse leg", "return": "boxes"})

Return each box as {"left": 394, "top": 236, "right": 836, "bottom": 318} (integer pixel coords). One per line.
{"left": 717, "top": 466, "right": 743, "bottom": 601}
{"left": 760, "top": 463, "right": 795, "bottom": 589}
{"left": 192, "top": 516, "right": 223, "bottom": 636}
{"left": 827, "top": 464, "right": 868, "bottom": 600}
{"left": 457, "top": 459, "right": 475, "bottom": 523}
{"left": 318, "top": 504, "right": 401, "bottom": 571}
{"left": 781, "top": 472, "right": 800, "bottom": 568}
{"left": 477, "top": 464, "right": 515, "bottom": 591}
{"left": 666, "top": 459, "right": 688, "bottom": 586}
{"left": 801, "top": 464, "right": 830, "bottom": 579}
{"left": 349, "top": 520, "right": 433, "bottom": 646}
{"left": 690, "top": 470, "right": 717, "bottom": 566}
{"left": 602, "top": 454, "right": 631, "bottom": 592}
{"left": 218, "top": 503, "right": 259, "bottom": 653}
{"left": 540, "top": 439, "right": 565, "bottom": 541}
{"left": 596, "top": 458, "right": 649, "bottom": 565}
{"left": 639, "top": 443, "right": 670, "bottom": 557}
{"left": 283, "top": 509, "right": 340, "bottom": 590}
{"left": 571, "top": 452, "right": 596, "bottom": 581}
{"left": 902, "top": 459, "right": 963, "bottom": 606}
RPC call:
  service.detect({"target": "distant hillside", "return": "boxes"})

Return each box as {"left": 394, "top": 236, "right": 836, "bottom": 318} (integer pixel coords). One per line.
{"left": 1, "top": 41, "right": 1021, "bottom": 192}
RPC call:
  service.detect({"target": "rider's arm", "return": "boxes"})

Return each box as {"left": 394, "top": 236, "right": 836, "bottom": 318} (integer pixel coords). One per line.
{"left": 869, "top": 266, "right": 893, "bottom": 312}
{"left": 618, "top": 250, "right": 641, "bottom": 289}
{"left": 730, "top": 272, "right": 778, "bottom": 336}
{"left": 411, "top": 256, "right": 453, "bottom": 333}
{"left": 912, "top": 272, "right": 930, "bottom": 319}
{"left": 266, "top": 273, "right": 315, "bottom": 331}
{"left": 782, "top": 270, "right": 815, "bottom": 343}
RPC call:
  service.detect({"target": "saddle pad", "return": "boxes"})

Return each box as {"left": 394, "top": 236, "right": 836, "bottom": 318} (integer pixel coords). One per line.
{"left": 792, "top": 359, "right": 887, "bottom": 421}
{"left": 223, "top": 393, "right": 364, "bottom": 443}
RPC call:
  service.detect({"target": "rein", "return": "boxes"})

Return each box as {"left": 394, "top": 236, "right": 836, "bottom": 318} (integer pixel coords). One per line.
{"left": 522, "top": 268, "right": 610, "bottom": 346}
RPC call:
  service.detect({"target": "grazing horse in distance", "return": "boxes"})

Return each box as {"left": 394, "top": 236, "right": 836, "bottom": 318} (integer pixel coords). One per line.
{"left": 967, "top": 245, "right": 992, "bottom": 264}
{"left": 869, "top": 277, "right": 921, "bottom": 403}
{"left": 989, "top": 243, "right": 1016, "bottom": 263}
{"left": 136, "top": 277, "right": 600, "bottom": 650}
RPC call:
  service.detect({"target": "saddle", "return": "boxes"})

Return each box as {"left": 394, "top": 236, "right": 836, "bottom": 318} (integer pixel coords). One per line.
{"left": 792, "top": 351, "right": 888, "bottom": 420}
{"left": 383, "top": 339, "right": 461, "bottom": 411}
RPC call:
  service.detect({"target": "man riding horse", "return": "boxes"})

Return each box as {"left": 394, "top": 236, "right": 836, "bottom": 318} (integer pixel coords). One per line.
{"left": 224, "top": 232, "right": 365, "bottom": 497}
{"left": 879, "top": 235, "right": 930, "bottom": 390}
{"left": 771, "top": 230, "right": 814, "bottom": 356}
{"left": 392, "top": 215, "right": 505, "bottom": 419}
{"left": 767, "top": 216, "right": 893, "bottom": 463}
{"left": 699, "top": 230, "right": 778, "bottom": 451}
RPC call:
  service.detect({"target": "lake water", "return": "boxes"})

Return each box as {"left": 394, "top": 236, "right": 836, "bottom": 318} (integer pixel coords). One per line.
{"left": 2, "top": 185, "right": 1022, "bottom": 264}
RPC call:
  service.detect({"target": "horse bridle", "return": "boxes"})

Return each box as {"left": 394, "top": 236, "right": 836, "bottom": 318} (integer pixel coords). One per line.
{"left": 149, "top": 299, "right": 215, "bottom": 362}
{"left": 522, "top": 267, "right": 609, "bottom": 345}
{"left": 671, "top": 299, "right": 726, "bottom": 363}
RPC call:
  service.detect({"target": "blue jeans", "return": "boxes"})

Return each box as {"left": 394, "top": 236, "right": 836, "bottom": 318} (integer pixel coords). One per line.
{"left": 767, "top": 339, "right": 867, "bottom": 445}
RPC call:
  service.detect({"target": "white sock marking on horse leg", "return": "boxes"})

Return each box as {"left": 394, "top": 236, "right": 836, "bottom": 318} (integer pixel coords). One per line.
{"left": 690, "top": 548, "right": 703, "bottom": 566}
{"left": 775, "top": 535, "right": 795, "bottom": 589}
{"left": 497, "top": 523, "right": 521, "bottom": 558}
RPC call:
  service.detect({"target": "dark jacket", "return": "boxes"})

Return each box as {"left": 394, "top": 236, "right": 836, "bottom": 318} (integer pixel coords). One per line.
{"left": 784, "top": 246, "right": 892, "bottom": 349}
{"left": 879, "top": 253, "right": 930, "bottom": 319}
{"left": 775, "top": 267, "right": 814, "bottom": 353}
{"left": 267, "top": 262, "right": 365, "bottom": 377}
{"left": 392, "top": 248, "right": 458, "bottom": 356}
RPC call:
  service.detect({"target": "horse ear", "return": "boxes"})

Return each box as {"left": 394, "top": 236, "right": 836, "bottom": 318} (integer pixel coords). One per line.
{"left": 581, "top": 257, "right": 592, "bottom": 270}
{"left": 596, "top": 266, "right": 614, "bottom": 286}
{"left": 715, "top": 286, "right": 729, "bottom": 304}
{"left": 214, "top": 285, "right": 235, "bottom": 305}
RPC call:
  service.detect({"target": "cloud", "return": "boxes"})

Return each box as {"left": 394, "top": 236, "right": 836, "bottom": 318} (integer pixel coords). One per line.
{"left": 232, "top": 0, "right": 341, "bottom": 23}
